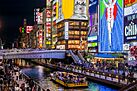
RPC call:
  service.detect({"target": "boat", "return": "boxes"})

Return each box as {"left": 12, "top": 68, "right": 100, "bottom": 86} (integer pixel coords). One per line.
{"left": 50, "top": 71, "right": 88, "bottom": 88}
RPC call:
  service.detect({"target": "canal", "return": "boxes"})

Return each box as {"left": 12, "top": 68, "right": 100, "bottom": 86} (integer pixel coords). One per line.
{"left": 18, "top": 60, "right": 119, "bottom": 91}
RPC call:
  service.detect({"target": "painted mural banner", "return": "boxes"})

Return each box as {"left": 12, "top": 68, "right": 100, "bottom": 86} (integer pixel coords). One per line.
{"left": 124, "top": 13, "right": 137, "bottom": 42}
{"left": 99, "top": 0, "right": 123, "bottom": 52}
{"left": 124, "top": 0, "right": 137, "bottom": 16}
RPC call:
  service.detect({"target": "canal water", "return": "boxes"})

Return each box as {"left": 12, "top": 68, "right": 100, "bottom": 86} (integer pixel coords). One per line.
{"left": 19, "top": 61, "right": 119, "bottom": 91}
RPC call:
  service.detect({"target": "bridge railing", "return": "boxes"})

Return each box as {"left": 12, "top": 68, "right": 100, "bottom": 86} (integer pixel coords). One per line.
{"left": 68, "top": 50, "right": 79, "bottom": 63}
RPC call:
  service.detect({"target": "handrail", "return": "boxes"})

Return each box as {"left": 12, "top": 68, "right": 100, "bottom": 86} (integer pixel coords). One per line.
{"left": 78, "top": 50, "right": 86, "bottom": 62}
{"left": 68, "top": 50, "right": 79, "bottom": 63}
{"left": 119, "top": 81, "right": 137, "bottom": 91}
{"left": 78, "top": 51, "right": 86, "bottom": 62}
{"left": 32, "top": 60, "right": 137, "bottom": 89}
{"left": 21, "top": 72, "right": 47, "bottom": 91}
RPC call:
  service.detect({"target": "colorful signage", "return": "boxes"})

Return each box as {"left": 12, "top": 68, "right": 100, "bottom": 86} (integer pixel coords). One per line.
{"left": 64, "top": 22, "right": 69, "bottom": 40}
{"left": 26, "top": 26, "right": 33, "bottom": 33}
{"left": 57, "top": 0, "right": 64, "bottom": 23}
{"left": 99, "top": 0, "right": 123, "bottom": 52}
{"left": 88, "top": 1, "right": 98, "bottom": 52}
{"left": 56, "top": 0, "right": 88, "bottom": 21}
{"left": 89, "top": 0, "right": 98, "bottom": 14}
{"left": 46, "top": 9, "right": 52, "bottom": 45}
{"left": 46, "top": 0, "right": 52, "bottom": 6}
{"left": 88, "top": 42, "right": 97, "bottom": 47}
{"left": 124, "top": 13, "right": 137, "bottom": 42}
{"left": 124, "top": 0, "right": 137, "bottom": 16}
{"left": 71, "top": 0, "right": 88, "bottom": 20}
{"left": 88, "top": 12, "right": 98, "bottom": 40}
{"left": 129, "top": 46, "right": 137, "bottom": 60}
{"left": 38, "top": 30, "right": 43, "bottom": 48}
{"left": 88, "top": 36, "right": 97, "bottom": 42}
{"left": 34, "top": 8, "right": 43, "bottom": 24}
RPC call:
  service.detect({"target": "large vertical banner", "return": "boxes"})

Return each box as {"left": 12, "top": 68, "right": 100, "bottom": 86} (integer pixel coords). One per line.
{"left": 124, "top": 0, "right": 137, "bottom": 43}
{"left": 57, "top": 0, "right": 64, "bottom": 23}
{"left": 99, "top": 0, "right": 123, "bottom": 52}
{"left": 88, "top": 0, "right": 98, "bottom": 52}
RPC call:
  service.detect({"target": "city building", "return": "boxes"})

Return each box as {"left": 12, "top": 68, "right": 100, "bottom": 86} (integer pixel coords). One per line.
{"left": 34, "top": 8, "right": 44, "bottom": 48}
{"left": 123, "top": 0, "right": 137, "bottom": 65}
{"left": 56, "top": 0, "right": 88, "bottom": 50}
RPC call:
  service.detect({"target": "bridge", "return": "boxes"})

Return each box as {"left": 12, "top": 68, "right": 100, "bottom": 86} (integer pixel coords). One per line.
{"left": 0, "top": 49, "right": 66, "bottom": 59}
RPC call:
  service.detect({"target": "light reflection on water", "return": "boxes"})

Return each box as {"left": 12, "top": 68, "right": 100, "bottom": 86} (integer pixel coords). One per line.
{"left": 21, "top": 66, "right": 118, "bottom": 91}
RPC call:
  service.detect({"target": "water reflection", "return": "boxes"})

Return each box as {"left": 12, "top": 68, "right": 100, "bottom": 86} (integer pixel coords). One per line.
{"left": 21, "top": 66, "right": 118, "bottom": 91}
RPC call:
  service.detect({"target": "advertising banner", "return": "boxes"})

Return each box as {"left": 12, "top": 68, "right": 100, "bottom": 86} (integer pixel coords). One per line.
{"left": 71, "top": 0, "right": 88, "bottom": 20}
{"left": 124, "top": 0, "right": 137, "bottom": 16}
{"left": 64, "top": 22, "right": 69, "bottom": 40}
{"left": 99, "top": 0, "right": 123, "bottom": 52}
{"left": 88, "top": 13, "right": 98, "bottom": 41}
{"left": 56, "top": 0, "right": 64, "bottom": 23}
{"left": 89, "top": 0, "right": 98, "bottom": 14}
{"left": 124, "top": 13, "right": 137, "bottom": 42}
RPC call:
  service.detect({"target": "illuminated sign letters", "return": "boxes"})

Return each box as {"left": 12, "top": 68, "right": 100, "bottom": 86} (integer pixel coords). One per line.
{"left": 124, "top": 13, "right": 137, "bottom": 42}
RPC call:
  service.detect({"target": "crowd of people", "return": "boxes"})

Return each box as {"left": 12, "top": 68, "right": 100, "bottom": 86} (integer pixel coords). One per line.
{"left": 54, "top": 60, "right": 136, "bottom": 84}
{"left": 52, "top": 71, "right": 86, "bottom": 83}
{"left": 0, "top": 59, "right": 41, "bottom": 91}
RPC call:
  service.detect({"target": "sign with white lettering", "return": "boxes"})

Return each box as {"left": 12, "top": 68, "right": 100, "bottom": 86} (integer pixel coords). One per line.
{"left": 124, "top": 13, "right": 137, "bottom": 42}
{"left": 65, "top": 22, "right": 69, "bottom": 40}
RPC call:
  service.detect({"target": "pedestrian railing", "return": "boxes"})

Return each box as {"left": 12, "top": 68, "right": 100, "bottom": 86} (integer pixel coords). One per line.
{"left": 20, "top": 72, "right": 47, "bottom": 91}
{"left": 32, "top": 60, "right": 137, "bottom": 88}
{"left": 119, "top": 80, "right": 137, "bottom": 91}
{"left": 56, "top": 64, "right": 137, "bottom": 86}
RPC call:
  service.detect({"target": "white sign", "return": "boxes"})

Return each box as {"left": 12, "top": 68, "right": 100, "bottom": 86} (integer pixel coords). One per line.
{"left": 124, "top": 1, "right": 137, "bottom": 16}
{"left": 123, "top": 44, "right": 130, "bottom": 51}
{"left": 65, "top": 22, "right": 69, "bottom": 40}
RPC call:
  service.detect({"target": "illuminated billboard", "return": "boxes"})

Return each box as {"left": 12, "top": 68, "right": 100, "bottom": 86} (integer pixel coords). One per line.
{"left": 71, "top": 0, "right": 88, "bottom": 20}
{"left": 99, "top": 0, "right": 123, "bottom": 52}
{"left": 26, "top": 26, "right": 33, "bottom": 33}
{"left": 89, "top": 0, "right": 98, "bottom": 14}
{"left": 124, "top": 0, "right": 137, "bottom": 16}
{"left": 56, "top": 0, "right": 88, "bottom": 22}
{"left": 88, "top": 14, "right": 98, "bottom": 37}
{"left": 34, "top": 8, "right": 43, "bottom": 24}
{"left": 124, "top": 13, "right": 137, "bottom": 42}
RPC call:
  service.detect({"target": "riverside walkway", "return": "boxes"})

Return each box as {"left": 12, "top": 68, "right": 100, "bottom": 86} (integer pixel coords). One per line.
{"left": 0, "top": 60, "right": 49, "bottom": 91}
{"left": 31, "top": 60, "right": 137, "bottom": 89}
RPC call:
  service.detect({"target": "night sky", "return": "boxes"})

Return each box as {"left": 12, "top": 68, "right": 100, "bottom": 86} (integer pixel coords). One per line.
{"left": 0, "top": 0, "right": 45, "bottom": 48}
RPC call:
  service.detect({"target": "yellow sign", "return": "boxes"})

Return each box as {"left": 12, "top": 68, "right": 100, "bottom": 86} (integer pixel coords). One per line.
{"left": 56, "top": 0, "right": 74, "bottom": 19}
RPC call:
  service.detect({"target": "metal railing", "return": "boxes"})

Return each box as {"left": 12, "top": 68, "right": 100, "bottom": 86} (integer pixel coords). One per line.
{"left": 20, "top": 72, "right": 47, "bottom": 91}
{"left": 119, "top": 81, "right": 137, "bottom": 91}
{"left": 78, "top": 50, "right": 86, "bottom": 62}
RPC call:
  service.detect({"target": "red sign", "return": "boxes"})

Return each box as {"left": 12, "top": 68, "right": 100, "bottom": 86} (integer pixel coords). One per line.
{"left": 26, "top": 26, "right": 33, "bottom": 33}
{"left": 46, "top": 9, "right": 51, "bottom": 18}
